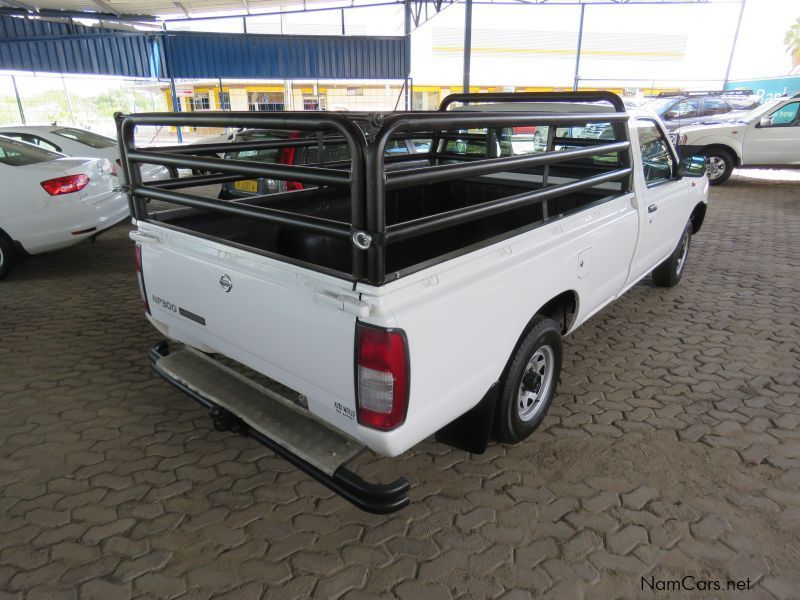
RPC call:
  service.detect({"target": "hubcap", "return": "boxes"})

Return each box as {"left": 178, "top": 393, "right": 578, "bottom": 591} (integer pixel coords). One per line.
{"left": 675, "top": 230, "right": 689, "bottom": 276}
{"left": 706, "top": 156, "right": 726, "bottom": 180}
{"left": 517, "top": 345, "right": 555, "bottom": 422}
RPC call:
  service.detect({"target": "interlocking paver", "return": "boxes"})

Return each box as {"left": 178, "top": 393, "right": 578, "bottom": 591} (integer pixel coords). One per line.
{"left": 1, "top": 173, "right": 798, "bottom": 597}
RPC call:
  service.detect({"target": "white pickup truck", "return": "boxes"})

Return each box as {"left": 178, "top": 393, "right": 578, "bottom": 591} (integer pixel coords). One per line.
{"left": 674, "top": 91, "right": 800, "bottom": 184}
{"left": 116, "top": 92, "right": 708, "bottom": 512}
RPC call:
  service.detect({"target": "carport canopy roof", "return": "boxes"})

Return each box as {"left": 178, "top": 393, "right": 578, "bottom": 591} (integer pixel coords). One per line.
{"left": 0, "top": 0, "right": 735, "bottom": 22}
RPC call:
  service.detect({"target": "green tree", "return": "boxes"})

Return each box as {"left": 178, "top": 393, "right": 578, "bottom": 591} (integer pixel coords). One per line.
{"left": 786, "top": 16, "right": 800, "bottom": 67}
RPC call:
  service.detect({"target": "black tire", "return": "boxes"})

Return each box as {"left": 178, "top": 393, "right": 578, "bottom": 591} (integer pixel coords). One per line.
{"left": 702, "top": 148, "right": 734, "bottom": 185}
{"left": 494, "top": 317, "right": 563, "bottom": 444}
{"left": 0, "top": 231, "right": 16, "bottom": 279}
{"left": 652, "top": 221, "right": 691, "bottom": 288}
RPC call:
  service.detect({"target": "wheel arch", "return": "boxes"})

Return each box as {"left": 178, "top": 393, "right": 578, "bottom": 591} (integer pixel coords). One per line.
{"left": 701, "top": 143, "right": 741, "bottom": 167}
{"left": 0, "top": 225, "right": 16, "bottom": 248}
{"left": 503, "top": 290, "right": 578, "bottom": 376}
{"left": 690, "top": 202, "right": 707, "bottom": 234}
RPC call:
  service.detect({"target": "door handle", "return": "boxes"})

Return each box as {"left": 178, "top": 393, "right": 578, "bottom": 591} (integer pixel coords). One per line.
{"left": 648, "top": 204, "right": 658, "bottom": 214}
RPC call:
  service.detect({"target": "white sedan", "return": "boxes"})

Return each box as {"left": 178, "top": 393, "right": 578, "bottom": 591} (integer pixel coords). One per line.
{"left": 0, "top": 125, "right": 170, "bottom": 183}
{"left": 0, "top": 136, "right": 129, "bottom": 278}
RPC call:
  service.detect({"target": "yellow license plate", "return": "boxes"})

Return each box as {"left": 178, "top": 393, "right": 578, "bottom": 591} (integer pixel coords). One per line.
{"left": 234, "top": 180, "right": 259, "bottom": 193}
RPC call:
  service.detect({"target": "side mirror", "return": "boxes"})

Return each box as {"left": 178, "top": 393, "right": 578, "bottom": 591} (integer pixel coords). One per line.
{"left": 758, "top": 116, "right": 772, "bottom": 128}
{"left": 678, "top": 155, "right": 707, "bottom": 178}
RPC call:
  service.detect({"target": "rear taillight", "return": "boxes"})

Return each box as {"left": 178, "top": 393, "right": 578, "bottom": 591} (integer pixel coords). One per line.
{"left": 40, "top": 174, "right": 90, "bottom": 196}
{"left": 356, "top": 323, "right": 409, "bottom": 431}
{"left": 134, "top": 244, "right": 150, "bottom": 314}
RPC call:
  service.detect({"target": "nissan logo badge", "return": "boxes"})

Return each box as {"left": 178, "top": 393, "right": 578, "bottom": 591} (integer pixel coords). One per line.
{"left": 219, "top": 274, "right": 233, "bottom": 293}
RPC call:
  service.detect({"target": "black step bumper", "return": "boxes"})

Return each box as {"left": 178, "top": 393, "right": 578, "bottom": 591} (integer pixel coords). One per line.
{"left": 148, "top": 341, "right": 410, "bottom": 514}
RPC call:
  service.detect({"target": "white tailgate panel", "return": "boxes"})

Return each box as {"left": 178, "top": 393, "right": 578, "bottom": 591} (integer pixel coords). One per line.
{"left": 138, "top": 223, "right": 360, "bottom": 437}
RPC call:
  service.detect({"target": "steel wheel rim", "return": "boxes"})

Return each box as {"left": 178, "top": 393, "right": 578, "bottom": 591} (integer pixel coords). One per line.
{"left": 0, "top": 245, "right": 4, "bottom": 269}
{"left": 675, "top": 229, "right": 689, "bottom": 276}
{"left": 706, "top": 156, "right": 726, "bottom": 180}
{"left": 517, "top": 345, "right": 555, "bottom": 422}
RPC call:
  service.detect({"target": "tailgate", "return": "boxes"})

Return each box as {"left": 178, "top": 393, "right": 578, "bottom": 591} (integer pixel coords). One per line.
{"left": 134, "top": 221, "right": 364, "bottom": 437}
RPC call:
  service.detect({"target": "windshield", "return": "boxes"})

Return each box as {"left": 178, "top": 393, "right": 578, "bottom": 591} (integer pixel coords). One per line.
{"left": 742, "top": 98, "right": 790, "bottom": 123}
{"left": 52, "top": 127, "right": 116, "bottom": 149}
{"left": 643, "top": 98, "right": 675, "bottom": 115}
{"left": 0, "top": 136, "right": 62, "bottom": 166}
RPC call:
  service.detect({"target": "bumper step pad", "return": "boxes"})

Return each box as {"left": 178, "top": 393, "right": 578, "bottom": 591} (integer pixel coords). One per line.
{"left": 149, "top": 341, "right": 409, "bottom": 513}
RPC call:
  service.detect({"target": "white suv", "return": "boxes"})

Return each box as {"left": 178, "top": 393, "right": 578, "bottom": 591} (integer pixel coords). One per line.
{"left": 674, "top": 92, "right": 800, "bottom": 184}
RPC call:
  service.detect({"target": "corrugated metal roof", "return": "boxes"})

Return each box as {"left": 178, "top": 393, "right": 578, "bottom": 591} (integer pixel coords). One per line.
{"left": 0, "top": 15, "right": 405, "bottom": 80}
{"left": 165, "top": 32, "right": 405, "bottom": 79}
{"left": 0, "top": 32, "right": 162, "bottom": 78}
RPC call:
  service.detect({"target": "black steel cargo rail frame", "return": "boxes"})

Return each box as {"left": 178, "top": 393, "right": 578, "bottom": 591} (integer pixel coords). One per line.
{"left": 115, "top": 91, "right": 632, "bottom": 287}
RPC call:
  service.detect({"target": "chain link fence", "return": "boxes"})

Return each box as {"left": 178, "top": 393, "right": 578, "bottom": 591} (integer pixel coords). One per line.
{"left": 0, "top": 72, "right": 408, "bottom": 145}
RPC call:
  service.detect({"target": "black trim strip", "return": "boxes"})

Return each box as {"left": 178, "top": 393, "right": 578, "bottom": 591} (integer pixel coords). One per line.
{"left": 148, "top": 341, "right": 410, "bottom": 514}
{"left": 178, "top": 307, "right": 206, "bottom": 326}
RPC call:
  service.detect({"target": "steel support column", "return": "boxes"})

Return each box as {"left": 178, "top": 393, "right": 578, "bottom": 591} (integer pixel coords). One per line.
{"left": 162, "top": 28, "right": 183, "bottom": 143}
{"left": 463, "top": 0, "right": 473, "bottom": 93}
{"left": 573, "top": 4, "right": 585, "bottom": 92}
{"left": 11, "top": 75, "right": 25, "bottom": 124}
{"left": 723, "top": 0, "right": 746, "bottom": 88}
{"left": 404, "top": 0, "right": 412, "bottom": 109}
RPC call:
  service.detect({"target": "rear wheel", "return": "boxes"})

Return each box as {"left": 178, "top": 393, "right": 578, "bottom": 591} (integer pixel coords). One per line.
{"left": 0, "top": 231, "right": 16, "bottom": 279}
{"left": 652, "top": 221, "right": 691, "bottom": 288}
{"left": 702, "top": 148, "right": 734, "bottom": 185}
{"left": 494, "top": 317, "right": 563, "bottom": 443}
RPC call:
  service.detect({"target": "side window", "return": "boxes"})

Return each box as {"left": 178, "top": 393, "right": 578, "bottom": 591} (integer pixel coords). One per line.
{"left": 30, "top": 136, "right": 60, "bottom": 153}
{"left": 497, "top": 126, "right": 549, "bottom": 156}
{"left": 443, "top": 129, "right": 488, "bottom": 157}
{"left": 701, "top": 98, "right": 730, "bottom": 116}
{"left": 411, "top": 138, "right": 431, "bottom": 153}
{"left": 762, "top": 102, "right": 800, "bottom": 127}
{"left": 665, "top": 100, "right": 698, "bottom": 120}
{"left": 636, "top": 120, "right": 675, "bottom": 185}
{"left": 384, "top": 139, "right": 409, "bottom": 155}
{"left": 1, "top": 133, "right": 27, "bottom": 144}
{"left": 1, "top": 133, "right": 59, "bottom": 152}
{"left": 305, "top": 143, "right": 351, "bottom": 165}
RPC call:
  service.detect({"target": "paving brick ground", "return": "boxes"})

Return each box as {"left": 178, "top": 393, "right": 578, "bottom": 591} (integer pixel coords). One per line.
{"left": 1, "top": 171, "right": 798, "bottom": 599}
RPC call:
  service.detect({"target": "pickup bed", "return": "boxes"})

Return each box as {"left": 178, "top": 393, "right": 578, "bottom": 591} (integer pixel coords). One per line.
{"left": 117, "top": 92, "right": 709, "bottom": 512}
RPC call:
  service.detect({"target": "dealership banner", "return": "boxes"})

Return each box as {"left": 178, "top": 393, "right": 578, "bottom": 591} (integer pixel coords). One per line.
{"left": 725, "top": 76, "right": 800, "bottom": 102}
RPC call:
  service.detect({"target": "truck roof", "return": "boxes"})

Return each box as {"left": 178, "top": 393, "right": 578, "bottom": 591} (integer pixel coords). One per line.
{"left": 454, "top": 102, "right": 622, "bottom": 114}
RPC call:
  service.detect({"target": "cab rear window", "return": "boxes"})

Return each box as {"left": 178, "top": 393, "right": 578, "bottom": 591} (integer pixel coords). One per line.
{"left": 0, "top": 137, "right": 61, "bottom": 166}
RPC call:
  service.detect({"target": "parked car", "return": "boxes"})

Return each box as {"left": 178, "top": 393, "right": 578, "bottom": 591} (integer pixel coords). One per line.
{"left": 118, "top": 92, "right": 708, "bottom": 512}
{"left": 644, "top": 90, "right": 761, "bottom": 131}
{"left": 0, "top": 136, "right": 128, "bottom": 278}
{"left": 0, "top": 125, "right": 170, "bottom": 182}
{"left": 674, "top": 92, "right": 800, "bottom": 184}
